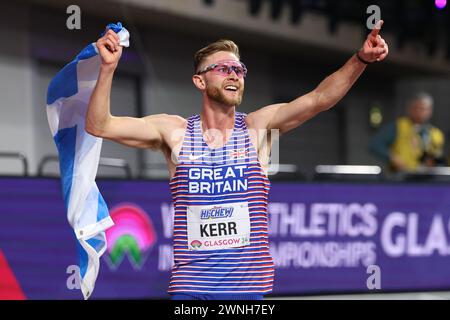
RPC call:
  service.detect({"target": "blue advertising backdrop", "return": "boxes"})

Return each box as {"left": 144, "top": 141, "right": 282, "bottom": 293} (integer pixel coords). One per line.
{"left": 1, "top": 177, "right": 450, "bottom": 299}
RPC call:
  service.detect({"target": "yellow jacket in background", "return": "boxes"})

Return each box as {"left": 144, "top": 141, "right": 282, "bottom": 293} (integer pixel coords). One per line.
{"left": 391, "top": 117, "right": 444, "bottom": 170}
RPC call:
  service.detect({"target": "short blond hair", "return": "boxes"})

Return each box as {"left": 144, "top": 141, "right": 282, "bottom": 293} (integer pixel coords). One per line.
{"left": 194, "top": 39, "right": 240, "bottom": 73}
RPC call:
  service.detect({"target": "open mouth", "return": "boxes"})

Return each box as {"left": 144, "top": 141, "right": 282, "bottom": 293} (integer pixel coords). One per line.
{"left": 224, "top": 85, "right": 238, "bottom": 92}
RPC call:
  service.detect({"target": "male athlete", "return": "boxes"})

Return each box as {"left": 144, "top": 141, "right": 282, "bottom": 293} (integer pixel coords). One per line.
{"left": 86, "top": 21, "right": 388, "bottom": 300}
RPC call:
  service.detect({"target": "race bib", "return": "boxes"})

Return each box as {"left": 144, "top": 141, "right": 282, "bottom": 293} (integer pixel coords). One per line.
{"left": 187, "top": 202, "right": 251, "bottom": 251}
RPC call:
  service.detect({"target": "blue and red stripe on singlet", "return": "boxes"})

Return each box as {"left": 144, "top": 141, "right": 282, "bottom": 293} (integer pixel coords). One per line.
{"left": 167, "top": 112, "right": 274, "bottom": 295}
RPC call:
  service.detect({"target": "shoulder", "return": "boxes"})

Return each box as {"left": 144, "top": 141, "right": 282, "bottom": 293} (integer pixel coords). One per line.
{"left": 143, "top": 113, "right": 187, "bottom": 128}
{"left": 430, "top": 126, "right": 445, "bottom": 142}
{"left": 430, "top": 125, "right": 444, "bottom": 134}
{"left": 245, "top": 104, "right": 286, "bottom": 130}
{"left": 142, "top": 114, "right": 188, "bottom": 143}
{"left": 395, "top": 117, "right": 411, "bottom": 132}
{"left": 396, "top": 117, "right": 410, "bottom": 125}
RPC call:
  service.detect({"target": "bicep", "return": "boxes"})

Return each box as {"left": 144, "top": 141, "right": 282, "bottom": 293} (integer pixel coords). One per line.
{"left": 250, "top": 92, "right": 318, "bottom": 134}
{"left": 99, "top": 114, "right": 167, "bottom": 149}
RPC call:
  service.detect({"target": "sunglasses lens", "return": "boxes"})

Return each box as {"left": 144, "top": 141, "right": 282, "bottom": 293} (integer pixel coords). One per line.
{"left": 233, "top": 67, "right": 243, "bottom": 77}
{"left": 213, "top": 64, "right": 246, "bottom": 77}
{"left": 215, "top": 65, "right": 230, "bottom": 75}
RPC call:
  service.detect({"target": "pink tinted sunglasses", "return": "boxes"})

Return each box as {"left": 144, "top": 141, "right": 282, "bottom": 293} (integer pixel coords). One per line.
{"left": 196, "top": 61, "right": 248, "bottom": 78}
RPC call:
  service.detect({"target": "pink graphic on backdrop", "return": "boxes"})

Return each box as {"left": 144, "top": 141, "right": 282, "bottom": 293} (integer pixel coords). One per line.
{"left": 105, "top": 204, "right": 157, "bottom": 270}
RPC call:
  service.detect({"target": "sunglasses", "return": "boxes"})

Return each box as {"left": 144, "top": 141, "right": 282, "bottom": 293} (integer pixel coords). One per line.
{"left": 196, "top": 61, "right": 248, "bottom": 78}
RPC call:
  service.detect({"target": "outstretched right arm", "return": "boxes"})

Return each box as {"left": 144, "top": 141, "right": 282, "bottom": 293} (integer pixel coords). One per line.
{"left": 85, "top": 29, "right": 180, "bottom": 150}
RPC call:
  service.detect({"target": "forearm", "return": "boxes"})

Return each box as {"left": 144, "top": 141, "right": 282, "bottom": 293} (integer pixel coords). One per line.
{"left": 262, "top": 22, "right": 387, "bottom": 133}
{"left": 85, "top": 65, "right": 116, "bottom": 134}
{"left": 314, "top": 54, "right": 366, "bottom": 111}
{"left": 260, "top": 55, "right": 367, "bottom": 132}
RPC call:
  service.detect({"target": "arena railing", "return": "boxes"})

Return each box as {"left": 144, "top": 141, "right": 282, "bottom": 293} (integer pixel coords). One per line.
{"left": 268, "top": 163, "right": 307, "bottom": 181}
{"left": 314, "top": 165, "right": 383, "bottom": 182}
{"left": 314, "top": 165, "right": 450, "bottom": 183}
{"left": 389, "top": 167, "right": 450, "bottom": 182}
{"left": 0, "top": 151, "right": 29, "bottom": 176}
{"left": 37, "top": 155, "right": 132, "bottom": 179}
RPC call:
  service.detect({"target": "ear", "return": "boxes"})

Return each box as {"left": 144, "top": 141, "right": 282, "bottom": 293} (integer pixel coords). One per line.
{"left": 192, "top": 74, "right": 206, "bottom": 90}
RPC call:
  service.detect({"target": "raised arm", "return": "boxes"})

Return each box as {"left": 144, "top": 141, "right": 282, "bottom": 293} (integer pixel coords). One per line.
{"left": 85, "top": 29, "right": 183, "bottom": 149}
{"left": 247, "top": 20, "right": 388, "bottom": 134}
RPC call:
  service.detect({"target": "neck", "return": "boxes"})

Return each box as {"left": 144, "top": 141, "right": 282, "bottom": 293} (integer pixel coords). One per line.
{"left": 200, "top": 98, "right": 235, "bottom": 131}
{"left": 200, "top": 97, "right": 236, "bottom": 148}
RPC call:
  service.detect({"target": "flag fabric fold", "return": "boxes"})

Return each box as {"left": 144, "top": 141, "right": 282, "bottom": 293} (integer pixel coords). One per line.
{"left": 46, "top": 22, "right": 130, "bottom": 299}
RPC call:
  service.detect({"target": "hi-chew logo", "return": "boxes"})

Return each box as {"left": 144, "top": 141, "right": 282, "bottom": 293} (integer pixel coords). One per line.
{"left": 105, "top": 204, "right": 157, "bottom": 270}
{"left": 200, "top": 206, "right": 234, "bottom": 220}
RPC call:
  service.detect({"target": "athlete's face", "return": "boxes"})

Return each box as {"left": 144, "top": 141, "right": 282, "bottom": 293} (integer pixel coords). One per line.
{"left": 196, "top": 51, "right": 245, "bottom": 107}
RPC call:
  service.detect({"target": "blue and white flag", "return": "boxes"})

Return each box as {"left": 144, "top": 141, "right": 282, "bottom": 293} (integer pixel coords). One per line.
{"left": 46, "top": 23, "right": 130, "bottom": 299}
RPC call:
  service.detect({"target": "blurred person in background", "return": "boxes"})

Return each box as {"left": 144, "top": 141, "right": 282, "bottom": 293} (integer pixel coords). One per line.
{"left": 369, "top": 92, "right": 445, "bottom": 172}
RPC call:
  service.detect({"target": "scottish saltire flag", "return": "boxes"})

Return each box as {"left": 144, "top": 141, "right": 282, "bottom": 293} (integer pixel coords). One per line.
{"left": 46, "top": 23, "right": 130, "bottom": 299}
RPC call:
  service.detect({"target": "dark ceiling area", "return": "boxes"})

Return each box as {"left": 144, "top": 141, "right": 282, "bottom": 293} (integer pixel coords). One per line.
{"left": 203, "top": 0, "right": 450, "bottom": 59}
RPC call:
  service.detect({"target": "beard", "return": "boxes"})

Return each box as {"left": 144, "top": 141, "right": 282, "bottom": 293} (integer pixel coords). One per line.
{"left": 206, "top": 84, "right": 244, "bottom": 107}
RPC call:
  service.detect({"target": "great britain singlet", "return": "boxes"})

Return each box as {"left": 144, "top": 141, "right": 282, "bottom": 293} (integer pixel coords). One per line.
{"left": 167, "top": 112, "right": 274, "bottom": 295}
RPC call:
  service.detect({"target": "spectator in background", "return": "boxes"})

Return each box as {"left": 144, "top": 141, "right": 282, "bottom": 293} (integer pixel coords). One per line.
{"left": 369, "top": 93, "right": 445, "bottom": 172}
